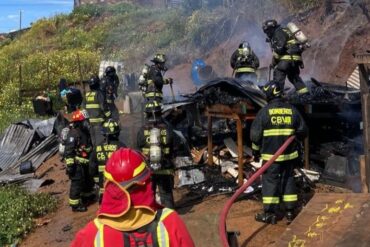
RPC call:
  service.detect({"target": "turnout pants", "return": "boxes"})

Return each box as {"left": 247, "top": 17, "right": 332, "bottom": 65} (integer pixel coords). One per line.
{"left": 69, "top": 165, "right": 95, "bottom": 207}
{"left": 273, "top": 60, "right": 308, "bottom": 94}
{"left": 152, "top": 174, "right": 175, "bottom": 209}
{"left": 262, "top": 160, "right": 298, "bottom": 213}
{"left": 108, "top": 103, "right": 119, "bottom": 122}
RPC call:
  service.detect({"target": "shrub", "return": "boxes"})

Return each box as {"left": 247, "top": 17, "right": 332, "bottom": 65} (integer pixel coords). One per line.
{"left": 0, "top": 185, "right": 57, "bottom": 246}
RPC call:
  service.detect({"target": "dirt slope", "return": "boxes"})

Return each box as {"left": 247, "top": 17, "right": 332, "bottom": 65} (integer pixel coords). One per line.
{"left": 163, "top": 2, "right": 370, "bottom": 97}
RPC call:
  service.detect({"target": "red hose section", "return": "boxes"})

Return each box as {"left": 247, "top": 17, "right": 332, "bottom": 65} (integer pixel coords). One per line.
{"left": 219, "top": 135, "right": 296, "bottom": 247}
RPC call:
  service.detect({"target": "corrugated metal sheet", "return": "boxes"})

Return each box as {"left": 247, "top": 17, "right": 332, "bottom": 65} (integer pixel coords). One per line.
{"left": 13, "top": 135, "right": 58, "bottom": 172}
{"left": 0, "top": 135, "right": 58, "bottom": 184}
{"left": 0, "top": 124, "right": 35, "bottom": 172}
{"left": 347, "top": 66, "right": 360, "bottom": 89}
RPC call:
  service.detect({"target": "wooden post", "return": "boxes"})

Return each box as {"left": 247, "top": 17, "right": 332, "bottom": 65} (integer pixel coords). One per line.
{"left": 46, "top": 59, "right": 50, "bottom": 90}
{"left": 236, "top": 116, "right": 244, "bottom": 186}
{"left": 18, "top": 64, "right": 22, "bottom": 106}
{"left": 207, "top": 115, "right": 213, "bottom": 165}
{"left": 303, "top": 104, "right": 310, "bottom": 169}
{"left": 360, "top": 155, "right": 369, "bottom": 193}
{"left": 304, "top": 136, "right": 309, "bottom": 169}
{"left": 355, "top": 53, "right": 370, "bottom": 191}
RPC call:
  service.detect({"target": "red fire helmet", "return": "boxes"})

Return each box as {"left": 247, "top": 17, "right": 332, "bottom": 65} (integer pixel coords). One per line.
{"left": 71, "top": 109, "right": 86, "bottom": 122}
{"left": 104, "top": 148, "right": 151, "bottom": 189}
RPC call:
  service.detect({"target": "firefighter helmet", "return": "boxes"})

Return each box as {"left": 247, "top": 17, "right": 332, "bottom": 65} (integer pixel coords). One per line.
{"left": 88, "top": 75, "right": 100, "bottom": 89}
{"left": 102, "top": 119, "right": 120, "bottom": 136}
{"left": 151, "top": 53, "right": 166, "bottom": 64}
{"left": 262, "top": 19, "right": 278, "bottom": 33}
{"left": 71, "top": 109, "right": 86, "bottom": 122}
{"left": 105, "top": 66, "right": 116, "bottom": 76}
{"left": 104, "top": 148, "right": 151, "bottom": 188}
{"left": 263, "top": 81, "right": 282, "bottom": 100}
{"left": 239, "top": 41, "right": 251, "bottom": 49}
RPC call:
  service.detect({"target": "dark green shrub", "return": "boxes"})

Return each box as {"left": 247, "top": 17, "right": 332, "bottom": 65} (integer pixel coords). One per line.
{"left": 0, "top": 186, "right": 57, "bottom": 246}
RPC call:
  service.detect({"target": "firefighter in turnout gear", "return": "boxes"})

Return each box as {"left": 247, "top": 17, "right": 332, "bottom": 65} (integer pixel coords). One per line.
{"left": 84, "top": 75, "right": 111, "bottom": 146}
{"left": 230, "top": 41, "right": 259, "bottom": 82}
{"left": 250, "top": 80, "right": 307, "bottom": 224}
{"left": 90, "top": 119, "right": 126, "bottom": 204}
{"left": 64, "top": 109, "right": 95, "bottom": 212}
{"left": 144, "top": 53, "right": 173, "bottom": 102}
{"left": 137, "top": 100, "right": 176, "bottom": 209}
{"left": 101, "top": 66, "right": 120, "bottom": 122}
{"left": 263, "top": 19, "right": 309, "bottom": 95}
{"left": 71, "top": 148, "right": 195, "bottom": 247}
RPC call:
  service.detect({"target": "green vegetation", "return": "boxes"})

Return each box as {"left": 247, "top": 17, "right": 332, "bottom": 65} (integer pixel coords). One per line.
{"left": 0, "top": 185, "right": 57, "bottom": 246}
{"left": 0, "top": 1, "right": 321, "bottom": 132}
{"left": 0, "top": 2, "right": 233, "bottom": 132}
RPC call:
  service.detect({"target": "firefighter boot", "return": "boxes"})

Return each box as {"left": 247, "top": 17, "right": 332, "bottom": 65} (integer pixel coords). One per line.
{"left": 286, "top": 210, "right": 296, "bottom": 224}
{"left": 255, "top": 212, "right": 277, "bottom": 225}
{"left": 72, "top": 204, "right": 87, "bottom": 212}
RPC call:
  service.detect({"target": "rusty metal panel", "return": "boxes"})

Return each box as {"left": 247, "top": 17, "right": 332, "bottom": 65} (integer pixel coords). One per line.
{"left": 273, "top": 193, "right": 370, "bottom": 247}
{"left": 355, "top": 53, "right": 370, "bottom": 64}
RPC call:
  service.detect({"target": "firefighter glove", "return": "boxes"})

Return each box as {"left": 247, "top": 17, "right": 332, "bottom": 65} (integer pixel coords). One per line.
{"left": 165, "top": 78, "right": 173, "bottom": 85}
{"left": 252, "top": 150, "right": 261, "bottom": 163}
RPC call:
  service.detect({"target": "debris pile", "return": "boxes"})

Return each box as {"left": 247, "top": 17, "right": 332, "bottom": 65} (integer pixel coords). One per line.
{"left": 0, "top": 118, "right": 58, "bottom": 186}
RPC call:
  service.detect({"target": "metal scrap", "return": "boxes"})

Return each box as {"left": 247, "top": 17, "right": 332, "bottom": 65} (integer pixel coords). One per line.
{"left": 0, "top": 124, "right": 35, "bottom": 172}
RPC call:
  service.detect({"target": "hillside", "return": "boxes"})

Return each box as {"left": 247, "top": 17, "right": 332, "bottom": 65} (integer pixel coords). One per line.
{"left": 0, "top": 1, "right": 368, "bottom": 131}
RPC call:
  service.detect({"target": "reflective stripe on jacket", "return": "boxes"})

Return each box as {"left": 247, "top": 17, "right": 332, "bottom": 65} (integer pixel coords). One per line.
{"left": 85, "top": 91, "right": 110, "bottom": 123}
{"left": 250, "top": 98, "right": 307, "bottom": 162}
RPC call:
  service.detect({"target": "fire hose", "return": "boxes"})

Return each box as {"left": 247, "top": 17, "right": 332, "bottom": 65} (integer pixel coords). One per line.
{"left": 219, "top": 135, "right": 296, "bottom": 247}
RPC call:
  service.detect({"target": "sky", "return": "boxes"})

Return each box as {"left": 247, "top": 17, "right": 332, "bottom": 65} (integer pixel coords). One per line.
{"left": 0, "top": 0, "right": 74, "bottom": 33}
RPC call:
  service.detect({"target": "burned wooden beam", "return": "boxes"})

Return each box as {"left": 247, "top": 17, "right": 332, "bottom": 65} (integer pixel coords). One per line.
{"left": 355, "top": 53, "right": 370, "bottom": 191}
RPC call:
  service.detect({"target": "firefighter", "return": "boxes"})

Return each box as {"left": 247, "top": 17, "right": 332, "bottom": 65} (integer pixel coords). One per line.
{"left": 230, "top": 41, "right": 259, "bottom": 82}
{"left": 263, "top": 19, "right": 309, "bottom": 95}
{"left": 101, "top": 66, "right": 120, "bottom": 122}
{"left": 71, "top": 148, "right": 195, "bottom": 247}
{"left": 64, "top": 109, "right": 95, "bottom": 212}
{"left": 137, "top": 100, "right": 176, "bottom": 209}
{"left": 89, "top": 119, "right": 126, "bottom": 203}
{"left": 144, "top": 53, "right": 173, "bottom": 102}
{"left": 250, "top": 80, "right": 307, "bottom": 224}
{"left": 59, "top": 78, "right": 83, "bottom": 113}
{"left": 84, "top": 75, "right": 111, "bottom": 147}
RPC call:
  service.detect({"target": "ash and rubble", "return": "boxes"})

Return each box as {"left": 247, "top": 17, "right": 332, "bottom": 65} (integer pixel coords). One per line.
{"left": 160, "top": 76, "right": 363, "bottom": 197}
{"left": 0, "top": 75, "right": 362, "bottom": 197}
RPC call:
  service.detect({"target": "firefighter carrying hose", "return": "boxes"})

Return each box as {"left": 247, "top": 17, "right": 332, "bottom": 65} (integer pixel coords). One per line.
{"left": 89, "top": 119, "right": 126, "bottom": 203}
{"left": 101, "top": 66, "right": 120, "bottom": 122}
{"left": 230, "top": 41, "right": 259, "bottom": 82}
{"left": 64, "top": 109, "right": 95, "bottom": 212}
{"left": 250, "top": 80, "right": 307, "bottom": 224}
{"left": 137, "top": 100, "right": 176, "bottom": 209}
{"left": 84, "top": 75, "right": 111, "bottom": 147}
{"left": 140, "top": 53, "right": 173, "bottom": 102}
{"left": 263, "top": 19, "right": 310, "bottom": 95}
{"left": 71, "top": 148, "right": 195, "bottom": 247}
